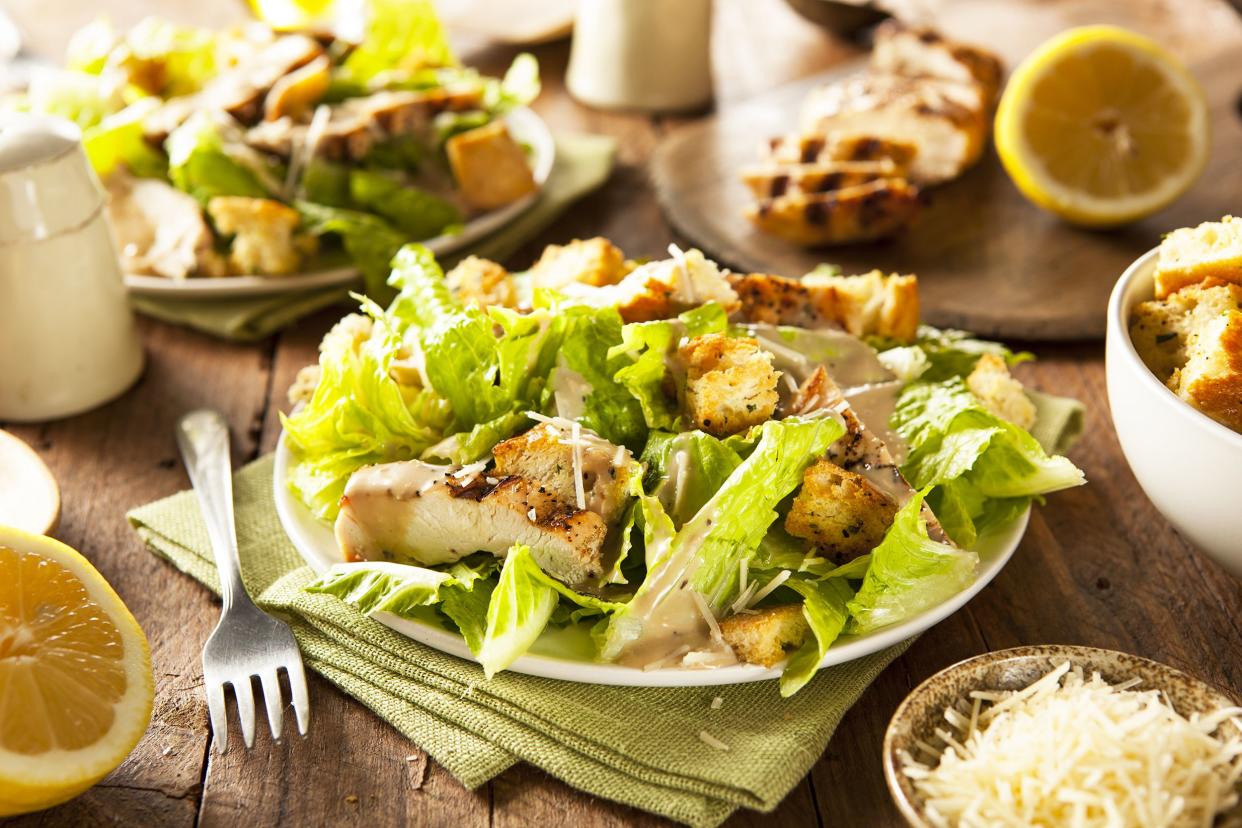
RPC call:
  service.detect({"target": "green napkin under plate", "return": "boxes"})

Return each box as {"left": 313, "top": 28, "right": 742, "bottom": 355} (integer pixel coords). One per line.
{"left": 129, "top": 454, "right": 911, "bottom": 827}
{"left": 130, "top": 134, "right": 616, "bottom": 342}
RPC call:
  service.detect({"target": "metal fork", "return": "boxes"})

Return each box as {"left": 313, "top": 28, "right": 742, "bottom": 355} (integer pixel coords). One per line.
{"left": 176, "top": 409, "right": 310, "bottom": 752}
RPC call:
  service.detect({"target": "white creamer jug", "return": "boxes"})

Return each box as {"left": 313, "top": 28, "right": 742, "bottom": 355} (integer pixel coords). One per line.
{"left": 0, "top": 114, "right": 144, "bottom": 421}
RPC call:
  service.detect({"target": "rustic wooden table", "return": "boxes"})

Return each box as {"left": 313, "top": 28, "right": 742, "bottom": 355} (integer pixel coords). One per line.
{"left": 6, "top": 1, "right": 1242, "bottom": 825}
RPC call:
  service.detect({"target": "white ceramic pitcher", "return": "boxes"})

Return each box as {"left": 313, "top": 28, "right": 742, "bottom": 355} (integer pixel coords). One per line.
{"left": 0, "top": 114, "right": 144, "bottom": 421}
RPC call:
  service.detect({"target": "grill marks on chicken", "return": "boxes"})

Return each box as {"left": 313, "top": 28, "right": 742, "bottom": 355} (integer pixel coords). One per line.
{"left": 743, "top": 22, "right": 1003, "bottom": 246}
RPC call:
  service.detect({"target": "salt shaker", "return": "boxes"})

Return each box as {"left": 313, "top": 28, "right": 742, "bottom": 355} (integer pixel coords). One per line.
{"left": 567, "top": 0, "right": 714, "bottom": 112}
{"left": 0, "top": 114, "right": 144, "bottom": 421}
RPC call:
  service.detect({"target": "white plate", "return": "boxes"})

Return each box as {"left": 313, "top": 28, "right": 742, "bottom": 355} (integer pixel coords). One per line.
{"left": 273, "top": 435, "right": 1029, "bottom": 686}
{"left": 124, "top": 107, "right": 556, "bottom": 298}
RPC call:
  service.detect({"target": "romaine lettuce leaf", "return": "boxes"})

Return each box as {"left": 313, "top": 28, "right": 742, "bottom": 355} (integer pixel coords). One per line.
{"left": 83, "top": 99, "right": 167, "bottom": 179}
{"left": 778, "top": 574, "right": 853, "bottom": 697}
{"left": 548, "top": 305, "right": 647, "bottom": 448}
{"left": 847, "top": 491, "right": 979, "bottom": 633}
{"left": 166, "top": 112, "right": 274, "bottom": 204}
{"left": 25, "top": 69, "right": 125, "bottom": 130}
{"left": 348, "top": 168, "right": 460, "bottom": 240}
{"left": 299, "top": 159, "right": 353, "bottom": 208}
{"left": 479, "top": 544, "right": 623, "bottom": 677}
{"left": 893, "top": 376, "right": 1085, "bottom": 544}
{"left": 875, "top": 325, "right": 1032, "bottom": 383}
{"left": 340, "top": 0, "right": 456, "bottom": 83}
{"left": 640, "top": 430, "right": 743, "bottom": 527}
{"left": 295, "top": 201, "right": 408, "bottom": 297}
{"left": 281, "top": 314, "right": 451, "bottom": 520}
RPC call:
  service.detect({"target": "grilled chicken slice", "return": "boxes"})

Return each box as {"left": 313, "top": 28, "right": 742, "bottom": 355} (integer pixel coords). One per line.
{"left": 560, "top": 247, "right": 740, "bottom": 323}
{"left": 335, "top": 461, "right": 608, "bottom": 588}
{"left": 764, "top": 133, "right": 919, "bottom": 168}
{"left": 105, "top": 174, "right": 224, "bottom": 279}
{"left": 245, "top": 86, "right": 483, "bottom": 161}
{"left": 871, "top": 21, "right": 1004, "bottom": 109}
{"left": 491, "top": 421, "right": 637, "bottom": 526}
{"left": 740, "top": 160, "right": 901, "bottom": 200}
{"left": 746, "top": 178, "right": 922, "bottom": 246}
{"left": 728, "top": 268, "right": 919, "bottom": 341}
{"left": 264, "top": 53, "right": 332, "bottom": 122}
{"left": 786, "top": 366, "right": 951, "bottom": 543}
{"left": 799, "top": 73, "right": 987, "bottom": 184}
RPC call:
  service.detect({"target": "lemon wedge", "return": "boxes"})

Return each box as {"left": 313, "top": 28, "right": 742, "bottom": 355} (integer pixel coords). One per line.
{"left": 995, "top": 25, "right": 1209, "bottom": 227}
{"left": 0, "top": 528, "right": 153, "bottom": 817}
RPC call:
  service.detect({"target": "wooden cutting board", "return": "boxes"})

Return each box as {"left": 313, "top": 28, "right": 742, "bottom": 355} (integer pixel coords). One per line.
{"left": 652, "top": 49, "right": 1242, "bottom": 341}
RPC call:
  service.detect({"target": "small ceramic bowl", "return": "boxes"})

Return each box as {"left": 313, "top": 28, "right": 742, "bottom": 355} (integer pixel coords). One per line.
{"left": 1106, "top": 247, "right": 1242, "bottom": 577}
{"left": 883, "top": 644, "right": 1242, "bottom": 827}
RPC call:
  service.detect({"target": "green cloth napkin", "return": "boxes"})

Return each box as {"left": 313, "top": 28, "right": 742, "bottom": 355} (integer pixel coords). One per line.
{"left": 129, "top": 455, "right": 912, "bottom": 827}
{"left": 130, "top": 134, "right": 616, "bottom": 342}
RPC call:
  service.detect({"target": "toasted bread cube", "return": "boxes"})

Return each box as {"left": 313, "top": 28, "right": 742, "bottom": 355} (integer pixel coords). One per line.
{"left": 1172, "top": 309, "right": 1242, "bottom": 433}
{"left": 207, "top": 196, "right": 309, "bottom": 275}
{"left": 679, "top": 335, "right": 781, "bottom": 437}
{"left": 530, "top": 237, "right": 629, "bottom": 289}
{"left": 1130, "top": 283, "right": 1242, "bottom": 382}
{"left": 966, "top": 353, "right": 1036, "bottom": 429}
{"left": 785, "top": 458, "right": 898, "bottom": 560}
{"left": 1154, "top": 216, "right": 1242, "bottom": 299}
{"left": 491, "top": 422, "right": 635, "bottom": 525}
{"left": 445, "top": 256, "right": 517, "bottom": 309}
{"left": 446, "top": 121, "right": 537, "bottom": 212}
{"left": 719, "top": 604, "right": 809, "bottom": 668}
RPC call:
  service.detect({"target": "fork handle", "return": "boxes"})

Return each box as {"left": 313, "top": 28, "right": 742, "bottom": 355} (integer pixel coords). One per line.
{"left": 176, "top": 409, "right": 251, "bottom": 613}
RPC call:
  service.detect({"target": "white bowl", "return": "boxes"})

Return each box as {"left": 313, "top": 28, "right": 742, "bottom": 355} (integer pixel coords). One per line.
{"left": 1106, "top": 247, "right": 1242, "bottom": 576}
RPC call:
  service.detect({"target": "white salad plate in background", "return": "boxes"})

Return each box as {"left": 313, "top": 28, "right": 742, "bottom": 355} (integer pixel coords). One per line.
{"left": 124, "top": 107, "right": 556, "bottom": 298}
{"left": 273, "top": 435, "right": 1030, "bottom": 687}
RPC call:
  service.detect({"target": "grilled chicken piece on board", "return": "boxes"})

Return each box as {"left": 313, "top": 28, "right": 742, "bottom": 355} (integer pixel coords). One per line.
{"left": 728, "top": 268, "right": 919, "bottom": 341}
{"left": 871, "top": 21, "right": 1004, "bottom": 109}
{"left": 746, "top": 178, "right": 922, "bottom": 247}
{"left": 764, "top": 133, "right": 919, "bottom": 168}
{"left": 740, "top": 160, "right": 902, "bottom": 200}
{"left": 799, "top": 73, "right": 988, "bottom": 184}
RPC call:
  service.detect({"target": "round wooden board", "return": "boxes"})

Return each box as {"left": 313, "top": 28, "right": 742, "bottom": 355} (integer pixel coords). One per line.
{"left": 652, "top": 52, "right": 1242, "bottom": 341}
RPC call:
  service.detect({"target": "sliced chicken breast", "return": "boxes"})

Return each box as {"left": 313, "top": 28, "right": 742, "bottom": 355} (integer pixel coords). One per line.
{"left": 745, "top": 178, "right": 922, "bottom": 246}
{"left": 799, "top": 73, "right": 987, "bottom": 184}
{"left": 728, "top": 269, "right": 919, "bottom": 341}
{"left": 739, "top": 160, "right": 901, "bottom": 200}
{"left": 871, "top": 21, "right": 1004, "bottom": 109}
{"left": 335, "top": 461, "right": 608, "bottom": 587}
{"left": 105, "top": 174, "right": 223, "bottom": 279}
{"left": 764, "top": 133, "right": 920, "bottom": 168}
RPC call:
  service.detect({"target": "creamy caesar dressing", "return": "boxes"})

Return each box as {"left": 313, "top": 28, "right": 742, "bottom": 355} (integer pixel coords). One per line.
{"left": 744, "top": 324, "right": 894, "bottom": 387}
{"left": 552, "top": 358, "right": 592, "bottom": 421}
{"left": 842, "top": 380, "right": 907, "bottom": 464}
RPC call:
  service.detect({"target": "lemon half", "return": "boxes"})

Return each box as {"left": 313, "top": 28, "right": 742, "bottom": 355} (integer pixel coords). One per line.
{"left": 0, "top": 527, "right": 154, "bottom": 817}
{"left": 995, "top": 25, "right": 1209, "bottom": 227}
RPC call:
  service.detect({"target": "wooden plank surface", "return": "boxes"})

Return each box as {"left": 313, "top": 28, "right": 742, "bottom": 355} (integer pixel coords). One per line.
{"left": 3, "top": 1, "right": 1242, "bottom": 827}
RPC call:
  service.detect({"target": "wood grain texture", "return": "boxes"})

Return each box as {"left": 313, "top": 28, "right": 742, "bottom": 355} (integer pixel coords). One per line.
{"left": 652, "top": 49, "right": 1242, "bottom": 340}
{"left": 4, "top": 1, "right": 1242, "bottom": 827}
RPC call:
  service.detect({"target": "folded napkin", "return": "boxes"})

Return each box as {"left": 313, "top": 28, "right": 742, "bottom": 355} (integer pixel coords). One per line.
{"left": 130, "top": 134, "right": 616, "bottom": 342}
{"left": 129, "top": 455, "right": 912, "bottom": 827}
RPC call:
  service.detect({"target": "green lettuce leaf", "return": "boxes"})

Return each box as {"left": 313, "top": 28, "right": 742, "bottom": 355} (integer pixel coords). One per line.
{"left": 484, "top": 53, "right": 541, "bottom": 114}
{"left": 166, "top": 112, "right": 274, "bottom": 204}
{"left": 893, "top": 377, "right": 1085, "bottom": 544}
{"left": 603, "top": 416, "right": 845, "bottom": 659}
{"left": 778, "top": 574, "right": 853, "bottom": 697}
{"left": 83, "top": 99, "right": 167, "bottom": 179}
{"left": 110, "top": 17, "right": 218, "bottom": 97}
{"left": 281, "top": 313, "right": 451, "bottom": 520}
{"left": 340, "top": 0, "right": 456, "bottom": 83}
{"left": 24, "top": 69, "right": 125, "bottom": 129}
{"left": 299, "top": 159, "right": 353, "bottom": 208}
{"left": 348, "top": 168, "right": 460, "bottom": 240}
{"left": 640, "top": 430, "right": 743, "bottom": 527}
{"left": 875, "top": 326, "right": 1032, "bottom": 383}
{"left": 847, "top": 491, "right": 979, "bottom": 633}
{"left": 479, "top": 544, "right": 623, "bottom": 677}
{"left": 295, "top": 201, "right": 408, "bottom": 297}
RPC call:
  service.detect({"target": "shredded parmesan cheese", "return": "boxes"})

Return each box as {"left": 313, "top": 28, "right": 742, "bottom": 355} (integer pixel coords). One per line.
{"left": 527, "top": 508, "right": 537, "bottom": 522}
{"left": 748, "top": 570, "right": 791, "bottom": 608}
{"left": 698, "top": 730, "right": 731, "bottom": 751}
{"left": 570, "top": 420, "right": 586, "bottom": 510}
{"left": 690, "top": 589, "right": 724, "bottom": 645}
{"left": 711, "top": 696, "right": 724, "bottom": 710}
{"left": 903, "top": 661, "right": 1242, "bottom": 828}
{"left": 668, "top": 243, "right": 697, "bottom": 304}
{"left": 451, "top": 461, "right": 487, "bottom": 481}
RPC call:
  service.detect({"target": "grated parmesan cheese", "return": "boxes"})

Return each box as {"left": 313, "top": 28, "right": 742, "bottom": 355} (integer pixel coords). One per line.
{"left": 699, "top": 730, "right": 730, "bottom": 751}
{"left": 711, "top": 696, "right": 724, "bottom": 710}
{"left": 903, "top": 661, "right": 1242, "bottom": 828}
{"left": 570, "top": 421, "right": 586, "bottom": 510}
{"left": 747, "top": 570, "right": 791, "bottom": 609}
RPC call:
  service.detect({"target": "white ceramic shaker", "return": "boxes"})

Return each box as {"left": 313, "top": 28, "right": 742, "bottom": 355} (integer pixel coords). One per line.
{"left": 567, "top": 0, "right": 714, "bottom": 112}
{"left": 0, "top": 114, "right": 144, "bottom": 421}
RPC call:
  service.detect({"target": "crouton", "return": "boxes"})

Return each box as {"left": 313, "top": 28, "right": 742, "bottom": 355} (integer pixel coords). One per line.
{"left": 1154, "top": 216, "right": 1242, "bottom": 299}
{"left": 1130, "top": 283, "right": 1242, "bottom": 382}
{"left": 745, "top": 179, "right": 922, "bottom": 247}
{"left": 445, "top": 121, "right": 537, "bottom": 212}
{"left": 679, "top": 335, "right": 781, "bottom": 437}
{"left": 1172, "top": 309, "right": 1242, "bottom": 433}
{"left": 491, "top": 421, "right": 636, "bottom": 525}
{"left": 445, "top": 256, "right": 518, "bottom": 309}
{"left": 785, "top": 458, "right": 898, "bottom": 560}
{"left": 966, "top": 353, "right": 1036, "bottom": 429}
{"left": 207, "top": 196, "right": 312, "bottom": 275}
{"left": 529, "top": 237, "right": 630, "bottom": 289}
{"left": 729, "top": 269, "right": 920, "bottom": 342}
{"left": 597, "top": 248, "right": 739, "bottom": 323}
{"left": 719, "top": 604, "right": 809, "bottom": 668}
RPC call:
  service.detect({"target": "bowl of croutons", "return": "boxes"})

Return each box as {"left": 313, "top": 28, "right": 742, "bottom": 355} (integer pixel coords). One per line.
{"left": 1107, "top": 216, "right": 1242, "bottom": 576}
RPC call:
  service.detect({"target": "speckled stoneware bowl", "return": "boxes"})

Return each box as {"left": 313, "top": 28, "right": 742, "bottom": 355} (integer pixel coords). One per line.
{"left": 883, "top": 645, "right": 1242, "bottom": 828}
